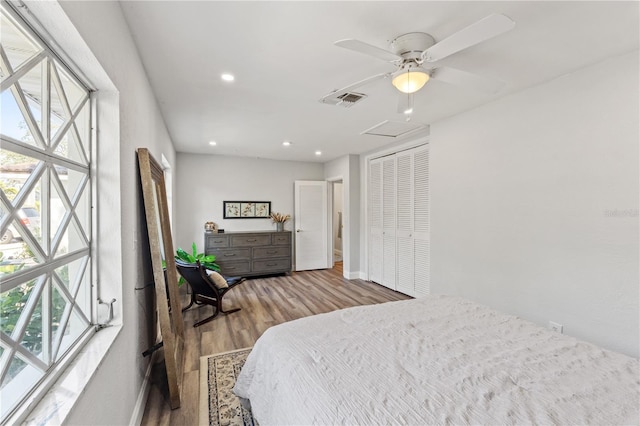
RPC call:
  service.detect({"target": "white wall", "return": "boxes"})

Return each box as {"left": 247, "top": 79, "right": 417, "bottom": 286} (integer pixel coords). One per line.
{"left": 175, "top": 154, "right": 323, "bottom": 252}
{"left": 43, "top": 1, "right": 177, "bottom": 424}
{"left": 430, "top": 50, "right": 639, "bottom": 357}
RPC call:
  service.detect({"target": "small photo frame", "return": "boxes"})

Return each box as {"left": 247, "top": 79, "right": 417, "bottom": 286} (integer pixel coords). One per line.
{"left": 224, "top": 201, "right": 271, "bottom": 219}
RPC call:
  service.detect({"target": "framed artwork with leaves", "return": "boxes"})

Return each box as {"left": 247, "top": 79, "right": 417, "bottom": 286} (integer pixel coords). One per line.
{"left": 224, "top": 201, "right": 271, "bottom": 219}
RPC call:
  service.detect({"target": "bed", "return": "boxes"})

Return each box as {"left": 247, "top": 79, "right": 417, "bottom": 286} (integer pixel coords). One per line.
{"left": 233, "top": 295, "right": 639, "bottom": 425}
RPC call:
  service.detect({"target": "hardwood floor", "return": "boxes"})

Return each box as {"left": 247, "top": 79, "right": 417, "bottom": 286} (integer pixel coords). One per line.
{"left": 140, "top": 266, "right": 409, "bottom": 425}
{"left": 333, "top": 260, "right": 343, "bottom": 275}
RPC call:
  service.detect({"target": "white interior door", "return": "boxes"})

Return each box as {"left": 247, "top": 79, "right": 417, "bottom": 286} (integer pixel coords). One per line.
{"left": 294, "top": 180, "right": 329, "bottom": 271}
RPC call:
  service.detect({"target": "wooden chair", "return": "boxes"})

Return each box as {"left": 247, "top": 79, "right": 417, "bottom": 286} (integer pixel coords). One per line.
{"left": 175, "top": 259, "right": 245, "bottom": 327}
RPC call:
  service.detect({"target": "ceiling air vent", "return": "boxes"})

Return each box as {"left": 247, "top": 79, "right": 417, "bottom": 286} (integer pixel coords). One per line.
{"left": 319, "top": 91, "right": 367, "bottom": 108}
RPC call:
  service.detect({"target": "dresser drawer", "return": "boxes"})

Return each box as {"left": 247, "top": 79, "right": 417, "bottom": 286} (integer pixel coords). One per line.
{"left": 272, "top": 233, "right": 291, "bottom": 245}
{"left": 211, "top": 248, "right": 251, "bottom": 261}
{"left": 205, "top": 234, "right": 229, "bottom": 248}
{"left": 231, "top": 234, "right": 271, "bottom": 247}
{"left": 252, "top": 258, "right": 291, "bottom": 273}
{"left": 217, "top": 260, "right": 251, "bottom": 276}
{"left": 253, "top": 246, "right": 290, "bottom": 259}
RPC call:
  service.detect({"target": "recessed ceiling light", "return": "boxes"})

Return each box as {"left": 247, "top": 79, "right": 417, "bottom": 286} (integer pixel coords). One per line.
{"left": 282, "top": 141, "right": 291, "bottom": 146}
{"left": 315, "top": 151, "right": 322, "bottom": 156}
{"left": 221, "top": 73, "right": 235, "bottom": 82}
{"left": 209, "top": 141, "right": 217, "bottom": 146}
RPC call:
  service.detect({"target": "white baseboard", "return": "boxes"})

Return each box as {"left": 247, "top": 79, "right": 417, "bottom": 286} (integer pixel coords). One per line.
{"left": 358, "top": 271, "right": 368, "bottom": 280}
{"left": 129, "top": 352, "right": 156, "bottom": 426}
{"left": 344, "top": 270, "right": 363, "bottom": 280}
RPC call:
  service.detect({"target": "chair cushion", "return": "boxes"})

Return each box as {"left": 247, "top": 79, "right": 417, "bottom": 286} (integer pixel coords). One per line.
{"left": 207, "top": 270, "right": 229, "bottom": 289}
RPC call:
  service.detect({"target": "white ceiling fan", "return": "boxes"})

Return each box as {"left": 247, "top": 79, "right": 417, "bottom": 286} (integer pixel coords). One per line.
{"left": 321, "top": 14, "right": 515, "bottom": 113}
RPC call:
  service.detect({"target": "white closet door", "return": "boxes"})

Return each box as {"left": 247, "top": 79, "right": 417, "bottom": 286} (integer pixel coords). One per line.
{"left": 368, "top": 159, "right": 383, "bottom": 284}
{"left": 367, "top": 144, "right": 429, "bottom": 296}
{"left": 381, "top": 156, "right": 396, "bottom": 290}
{"left": 413, "top": 146, "right": 430, "bottom": 296}
{"left": 395, "top": 151, "right": 414, "bottom": 295}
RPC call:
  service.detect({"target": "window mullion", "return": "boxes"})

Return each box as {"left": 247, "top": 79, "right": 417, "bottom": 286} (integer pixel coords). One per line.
{"left": 7, "top": 276, "right": 46, "bottom": 344}
{"left": 49, "top": 95, "right": 89, "bottom": 154}
{"left": 9, "top": 81, "right": 46, "bottom": 149}
{"left": 11, "top": 161, "right": 46, "bottom": 210}
{"left": 0, "top": 333, "right": 48, "bottom": 373}
{"left": 0, "top": 49, "right": 47, "bottom": 92}
{"left": 42, "top": 57, "right": 51, "bottom": 146}
{"left": 0, "top": 340, "right": 14, "bottom": 384}
{"left": 0, "top": 249, "right": 89, "bottom": 293}
{"left": 41, "top": 275, "right": 51, "bottom": 365}
{"left": 50, "top": 279, "right": 72, "bottom": 362}
{"left": 42, "top": 165, "right": 51, "bottom": 258}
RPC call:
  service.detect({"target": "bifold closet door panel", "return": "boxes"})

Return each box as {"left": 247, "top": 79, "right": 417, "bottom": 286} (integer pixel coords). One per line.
{"left": 368, "top": 160, "right": 383, "bottom": 284}
{"left": 396, "top": 151, "right": 415, "bottom": 296}
{"left": 413, "top": 146, "right": 430, "bottom": 296}
{"left": 367, "top": 144, "right": 430, "bottom": 296}
{"left": 382, "top": 156, "right": 397, "bottom": 290}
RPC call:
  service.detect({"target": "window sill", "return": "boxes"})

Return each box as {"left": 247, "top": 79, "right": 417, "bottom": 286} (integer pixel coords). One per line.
{"left": 13, "top": 325, "right": 122, "bottom": 426}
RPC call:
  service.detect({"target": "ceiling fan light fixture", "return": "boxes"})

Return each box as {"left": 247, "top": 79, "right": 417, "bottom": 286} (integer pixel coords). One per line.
{"left": 392, "top": 65, "right": 430, "bottom": 94}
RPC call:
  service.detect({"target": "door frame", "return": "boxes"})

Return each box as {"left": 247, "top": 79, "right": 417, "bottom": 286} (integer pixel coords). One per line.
{"left": 327, "top": 177, "right": 344, "bottom": 273}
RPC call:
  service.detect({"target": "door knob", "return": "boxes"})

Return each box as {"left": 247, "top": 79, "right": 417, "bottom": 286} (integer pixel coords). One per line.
{"left": 296, "top": 229, "right": 302, "bottom": 232}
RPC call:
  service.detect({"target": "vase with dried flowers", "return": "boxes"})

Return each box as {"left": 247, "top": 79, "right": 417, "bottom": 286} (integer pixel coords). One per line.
{"left": 270, "top": 212, "right": 290, "bottom": 231}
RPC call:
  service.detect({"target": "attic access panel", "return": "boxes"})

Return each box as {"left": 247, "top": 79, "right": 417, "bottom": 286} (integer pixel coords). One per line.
{"left": 361, "top": 120, "right": 427, "bottom": 138}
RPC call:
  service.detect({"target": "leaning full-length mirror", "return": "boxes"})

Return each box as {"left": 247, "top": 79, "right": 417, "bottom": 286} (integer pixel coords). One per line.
{"left": 137, "top": 148, "right": 184, "bottom": 409}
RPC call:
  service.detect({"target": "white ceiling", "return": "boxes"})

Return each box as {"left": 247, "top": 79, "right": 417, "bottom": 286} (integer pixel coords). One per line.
{"left": 119, "top": 1, "right": 639, "bottom": 163}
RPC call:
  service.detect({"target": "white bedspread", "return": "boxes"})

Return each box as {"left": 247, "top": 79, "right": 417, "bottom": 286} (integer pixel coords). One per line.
{"left": 234, "top": 295, "right": 640, "bottom": 425}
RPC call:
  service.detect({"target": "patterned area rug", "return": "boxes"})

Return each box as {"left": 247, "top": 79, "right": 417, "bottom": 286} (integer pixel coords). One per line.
{"left": 199, "top": 347, "right": 255, "bottom": 426}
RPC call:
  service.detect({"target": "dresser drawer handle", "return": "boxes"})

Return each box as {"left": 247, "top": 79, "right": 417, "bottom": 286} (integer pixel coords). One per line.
{"left": 214, "top": 239, "right": 224, "bottom": 243}
{"left": 246, "top": 239, "right": 257, "bottom": 242}
{"left": 266, "top": 250, "right": 277, "bottom": 254}
{"left": 224, "top": 253, "right": 236, "bottom": 257}
{"left": 266, "top": 263, "right": 277, "bottom": 267}
{"left": 226, "top": 267, "right": 236, "bottom": 270}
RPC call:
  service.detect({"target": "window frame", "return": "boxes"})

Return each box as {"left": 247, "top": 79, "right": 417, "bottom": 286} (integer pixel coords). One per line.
{"left": 0, "top": 3, "right": 98, "bottom": 422}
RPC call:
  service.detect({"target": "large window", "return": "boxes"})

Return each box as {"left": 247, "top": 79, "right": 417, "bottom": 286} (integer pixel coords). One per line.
{"left": 0, "top": 4, "right": 93, "bottom": 420}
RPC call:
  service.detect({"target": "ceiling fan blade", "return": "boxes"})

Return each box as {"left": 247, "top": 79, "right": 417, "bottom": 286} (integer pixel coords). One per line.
{"left": 330, "top": 72, "right": 390, "bottom": 94}
{"left": 335, "top": 39, "right": 402, "bottom": 62}
{"left": 431, "top": 66, "right": 505, "bottom": 94}
{"left": 422, "top": 14, "right": 515, "bottom": 62}
{"left": 397, "top": 92, "right": 414, "bottom": 114}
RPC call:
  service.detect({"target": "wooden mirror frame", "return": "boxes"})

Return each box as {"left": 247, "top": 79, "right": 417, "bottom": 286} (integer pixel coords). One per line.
{"left": 137, "top": 148, "right": 184, "bottom": 409}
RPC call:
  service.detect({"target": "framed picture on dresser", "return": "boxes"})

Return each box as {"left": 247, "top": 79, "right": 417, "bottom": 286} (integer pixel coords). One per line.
{"left": 224, "top": 201, "right": 271, "bottom": 219}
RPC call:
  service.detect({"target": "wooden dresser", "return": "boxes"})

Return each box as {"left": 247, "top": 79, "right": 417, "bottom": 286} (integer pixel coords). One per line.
{"left": 204, "top": 231, "right": 292, "bottom": 277}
